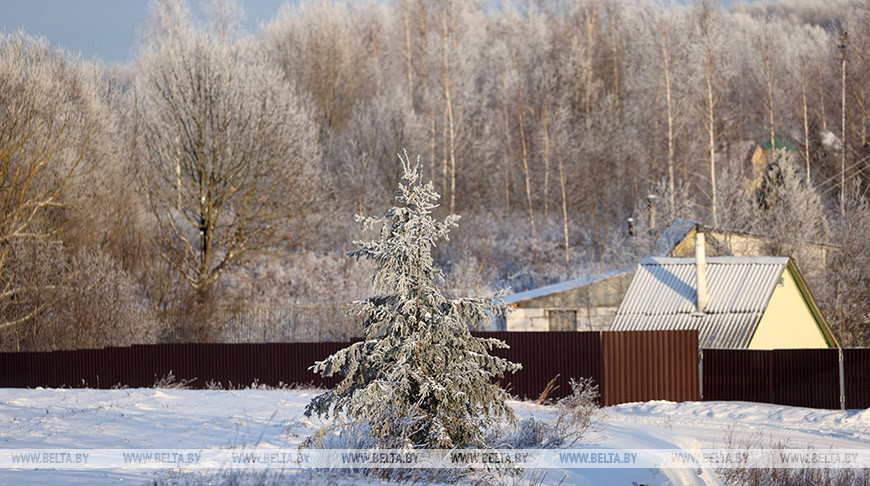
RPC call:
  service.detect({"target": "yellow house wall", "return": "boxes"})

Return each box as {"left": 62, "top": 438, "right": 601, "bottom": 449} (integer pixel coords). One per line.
{"left": 748, "top": 269, "right": 828, "bottom": 349}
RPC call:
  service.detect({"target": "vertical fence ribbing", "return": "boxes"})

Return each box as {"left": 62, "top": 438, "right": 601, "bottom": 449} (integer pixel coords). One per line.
{"left": 15, "top": 332, "right": 868, "bottom": 410}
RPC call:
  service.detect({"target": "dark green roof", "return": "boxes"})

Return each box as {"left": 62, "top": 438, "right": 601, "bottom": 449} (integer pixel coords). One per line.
{"left": 760, "top": 135, "right": 798, "bottom": 152}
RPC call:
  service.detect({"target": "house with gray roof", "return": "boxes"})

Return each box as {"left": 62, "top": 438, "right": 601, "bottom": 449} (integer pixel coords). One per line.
{"left": 499, "top": 218, "right": 836, "bottom": 334}
{"left": 610, "top": 251, "right": 837, "bottom": 349}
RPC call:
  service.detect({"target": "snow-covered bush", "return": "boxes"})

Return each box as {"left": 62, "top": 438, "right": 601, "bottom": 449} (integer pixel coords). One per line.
{"left": 492, "top": 416, "right": 562, "bottom": 449}
{"left": 489, "top": 378, "right": 600, "bottom": 449}
{"left": 718, "top": 433, "right": 865, "bottom": 486}
{"left": 0, "top": 238, "right": 160, "bottom": 351}
{"left": 551, "top": 378, "right": 601, "bottom": 445}
{"left": 304, "top": 151, "right": 521, "bottom": 449}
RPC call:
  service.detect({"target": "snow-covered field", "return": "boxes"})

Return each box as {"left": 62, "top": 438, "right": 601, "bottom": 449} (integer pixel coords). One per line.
{"left": 1, "top": 387, "right": 868, "bottom": 485}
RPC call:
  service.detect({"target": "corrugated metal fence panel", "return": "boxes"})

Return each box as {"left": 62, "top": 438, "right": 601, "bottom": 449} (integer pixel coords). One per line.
{"left": 139, "top": 341, "right": 362, "bottom": 389}
{"left": 81, "top": 349, "right": 99, "bottom": 388}
{"left": 476, "top": 332, "right": 602, "bottom": 402}
{"left": 703, "top": 349, "right": 772, "bottom": 403}
{"left": 773, "top": 349, "right": 839, "bottom": 409}
{"left": 601, "top": 330, "right": 699, "bottom": 406}
{"left": 105, "top": 347, "right": 128, "bottom": 388}
{"left": 0, "top": 352, "right": 9, "bottom": 387}
{"left": 703, "top": 349, "right": 841, "bottom": 409}
{"left": 130, "top": 345, "right": 147, "bottom": 387}
{"left": 845, "top": 348, "right": 870, "bottom": 409}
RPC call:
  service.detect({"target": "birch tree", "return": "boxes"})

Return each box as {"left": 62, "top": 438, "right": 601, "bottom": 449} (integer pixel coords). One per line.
{"left": 787, "top": 24, "right": 830, "bottom": 183}
{"left": 639, "top": 4, "right": 693, "bottom": 220}
{"left": 690, "top": 1, "right": 732, "bottom": 227}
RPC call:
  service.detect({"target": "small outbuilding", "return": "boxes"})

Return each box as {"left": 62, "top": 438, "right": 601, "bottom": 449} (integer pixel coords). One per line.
{"left": 500, "top": 270, "right": 634, "bottom": 332}
{"left": 610, "top": 249, "right": 837, "bottom": 349}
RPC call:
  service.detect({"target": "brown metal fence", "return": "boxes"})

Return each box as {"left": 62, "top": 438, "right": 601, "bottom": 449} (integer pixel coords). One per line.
{"left": 844, "top": 348, "right": 870, "bottom": 409}
{"left": 0, "top": 331, "right": 698, "bottom": 406}
{"left": 701, "top": 348, "right": 853, "bottom": 410}
{"left": 6, "top": 332, "right": 870, "bottom": 410}
{"left": 0, "top": 342, "right": 356, "bottom": 390}
{"left": 601, "top": 330, "right": 699, "bottom": 405}
{"left": 479, "top": 332, "right": 602, "bottom": 402}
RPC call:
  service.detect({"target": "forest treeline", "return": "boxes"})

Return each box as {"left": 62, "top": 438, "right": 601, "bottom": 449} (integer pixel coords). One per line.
{"left": 1, "top": 0, "right": 868, "bottom": 350}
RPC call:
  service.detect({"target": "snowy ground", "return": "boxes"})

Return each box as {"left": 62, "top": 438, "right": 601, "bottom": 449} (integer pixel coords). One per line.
{"left": 0, "top": 387, "right": 868, "bottom": 485}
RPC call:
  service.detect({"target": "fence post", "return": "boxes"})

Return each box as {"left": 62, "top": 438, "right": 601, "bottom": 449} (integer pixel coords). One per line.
{"left": 699, "top": 348, "right": 704, "bottom": 401}
{"left": 839, "top": 348, "right": 846, "bottom": 410}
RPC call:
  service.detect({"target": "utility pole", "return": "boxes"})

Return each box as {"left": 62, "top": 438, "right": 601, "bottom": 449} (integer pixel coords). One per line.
{"left": 839, "top": 31, "right": 847, "bottom": 218}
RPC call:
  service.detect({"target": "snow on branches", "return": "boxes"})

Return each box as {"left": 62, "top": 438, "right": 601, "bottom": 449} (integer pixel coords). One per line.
{"left": 305, "top": 150, "right": 521, "bottom": 449}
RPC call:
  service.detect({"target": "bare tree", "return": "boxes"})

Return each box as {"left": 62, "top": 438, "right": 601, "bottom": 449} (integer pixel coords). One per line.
{"left": 636, "top": 4, "right": 693, "bottom": 219}
{"left": 135, "top": 0, "right": 319, "bottom": 337}
{"left": 0, "top": 32, "right": 112, "bottom": 332}
{"left": 0, "top": 240, "right": 159, "bottom": 351}
{"left": 785, "top": 24, "right": 830, "bottom": 184}
{"left": 691, "top": 2, "right": 731, "bottom": 227}
{"left": 752, "top": 18, "right": 787, "bottom": 151}
{"left": 263, "top": 0, "right": 373, "bottom": 135}
{"left": 334, "top": 94, "right": 417, "bottom": 216}
{"left": 826, "top": 185, "right": 870, "bottom": 346}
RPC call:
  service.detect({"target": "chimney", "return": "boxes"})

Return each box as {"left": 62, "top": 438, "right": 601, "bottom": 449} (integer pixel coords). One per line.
{"left": 646, "top": 194, "right": 657, "bottom": 233}
{"left": 695, "top": 232, "right": 708, "bottom": 313}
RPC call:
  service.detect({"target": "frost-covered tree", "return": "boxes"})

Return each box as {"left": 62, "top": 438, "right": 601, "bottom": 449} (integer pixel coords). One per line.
{"left": 305, "top": 151, "right": 520, "bottom": 448}
{"left": 752, "top": 149, "right": 829, "bottom": 290}
{"left": 689, "top": 1, "right": 734, "bottom": 228}
{"left": 754, "top": 149, "right": 829, "bottom": 247}
{"left": 135, "top": 0, "right": 318, "bottom": 320}
{"left": 0, "top": 32, "right": 112, "bottom": 333}
{"left": 826, "top": 187, "right": 870, "bottom": 346}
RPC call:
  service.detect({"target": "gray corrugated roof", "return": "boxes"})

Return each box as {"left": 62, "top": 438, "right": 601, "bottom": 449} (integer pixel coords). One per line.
{"left": 611, "top": 256, "right": 789, "bottom": 348}
{"left": 502, "top": 268, "right": 631, "bottom": 305}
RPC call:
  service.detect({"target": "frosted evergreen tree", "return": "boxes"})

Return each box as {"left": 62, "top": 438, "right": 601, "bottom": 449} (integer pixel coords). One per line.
{"left": 752, "top": 148, "right": 830, "bottom": 287}
{"left": 305, "top": 151, "right": 520, "bottom": 448}
{"left": 754, "top": 148, "right": 829, "bottom": 250}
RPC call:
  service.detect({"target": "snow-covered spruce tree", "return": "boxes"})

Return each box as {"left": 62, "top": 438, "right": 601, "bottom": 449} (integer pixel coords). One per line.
{"left": 752, "top": 148, "right": 830, "bottom": 291}
{"left": 305, "top": 151, "right": 521, "bottom": 448}
{"left": 753, "top": 149, "right": 829, "bottom": 252}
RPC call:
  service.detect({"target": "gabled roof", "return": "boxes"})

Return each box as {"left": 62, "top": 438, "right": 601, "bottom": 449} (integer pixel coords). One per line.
{"left": 657, "top": 219, "right": 837, "bottom": 256}
{"left": 501, "top": 268, "right": 630, "bottom": 305}
{"left": 610, "top": 256, "right": 833, "bottom": 348}
{"left": 653, "top": 218, "right": 697, "bottom": 256}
